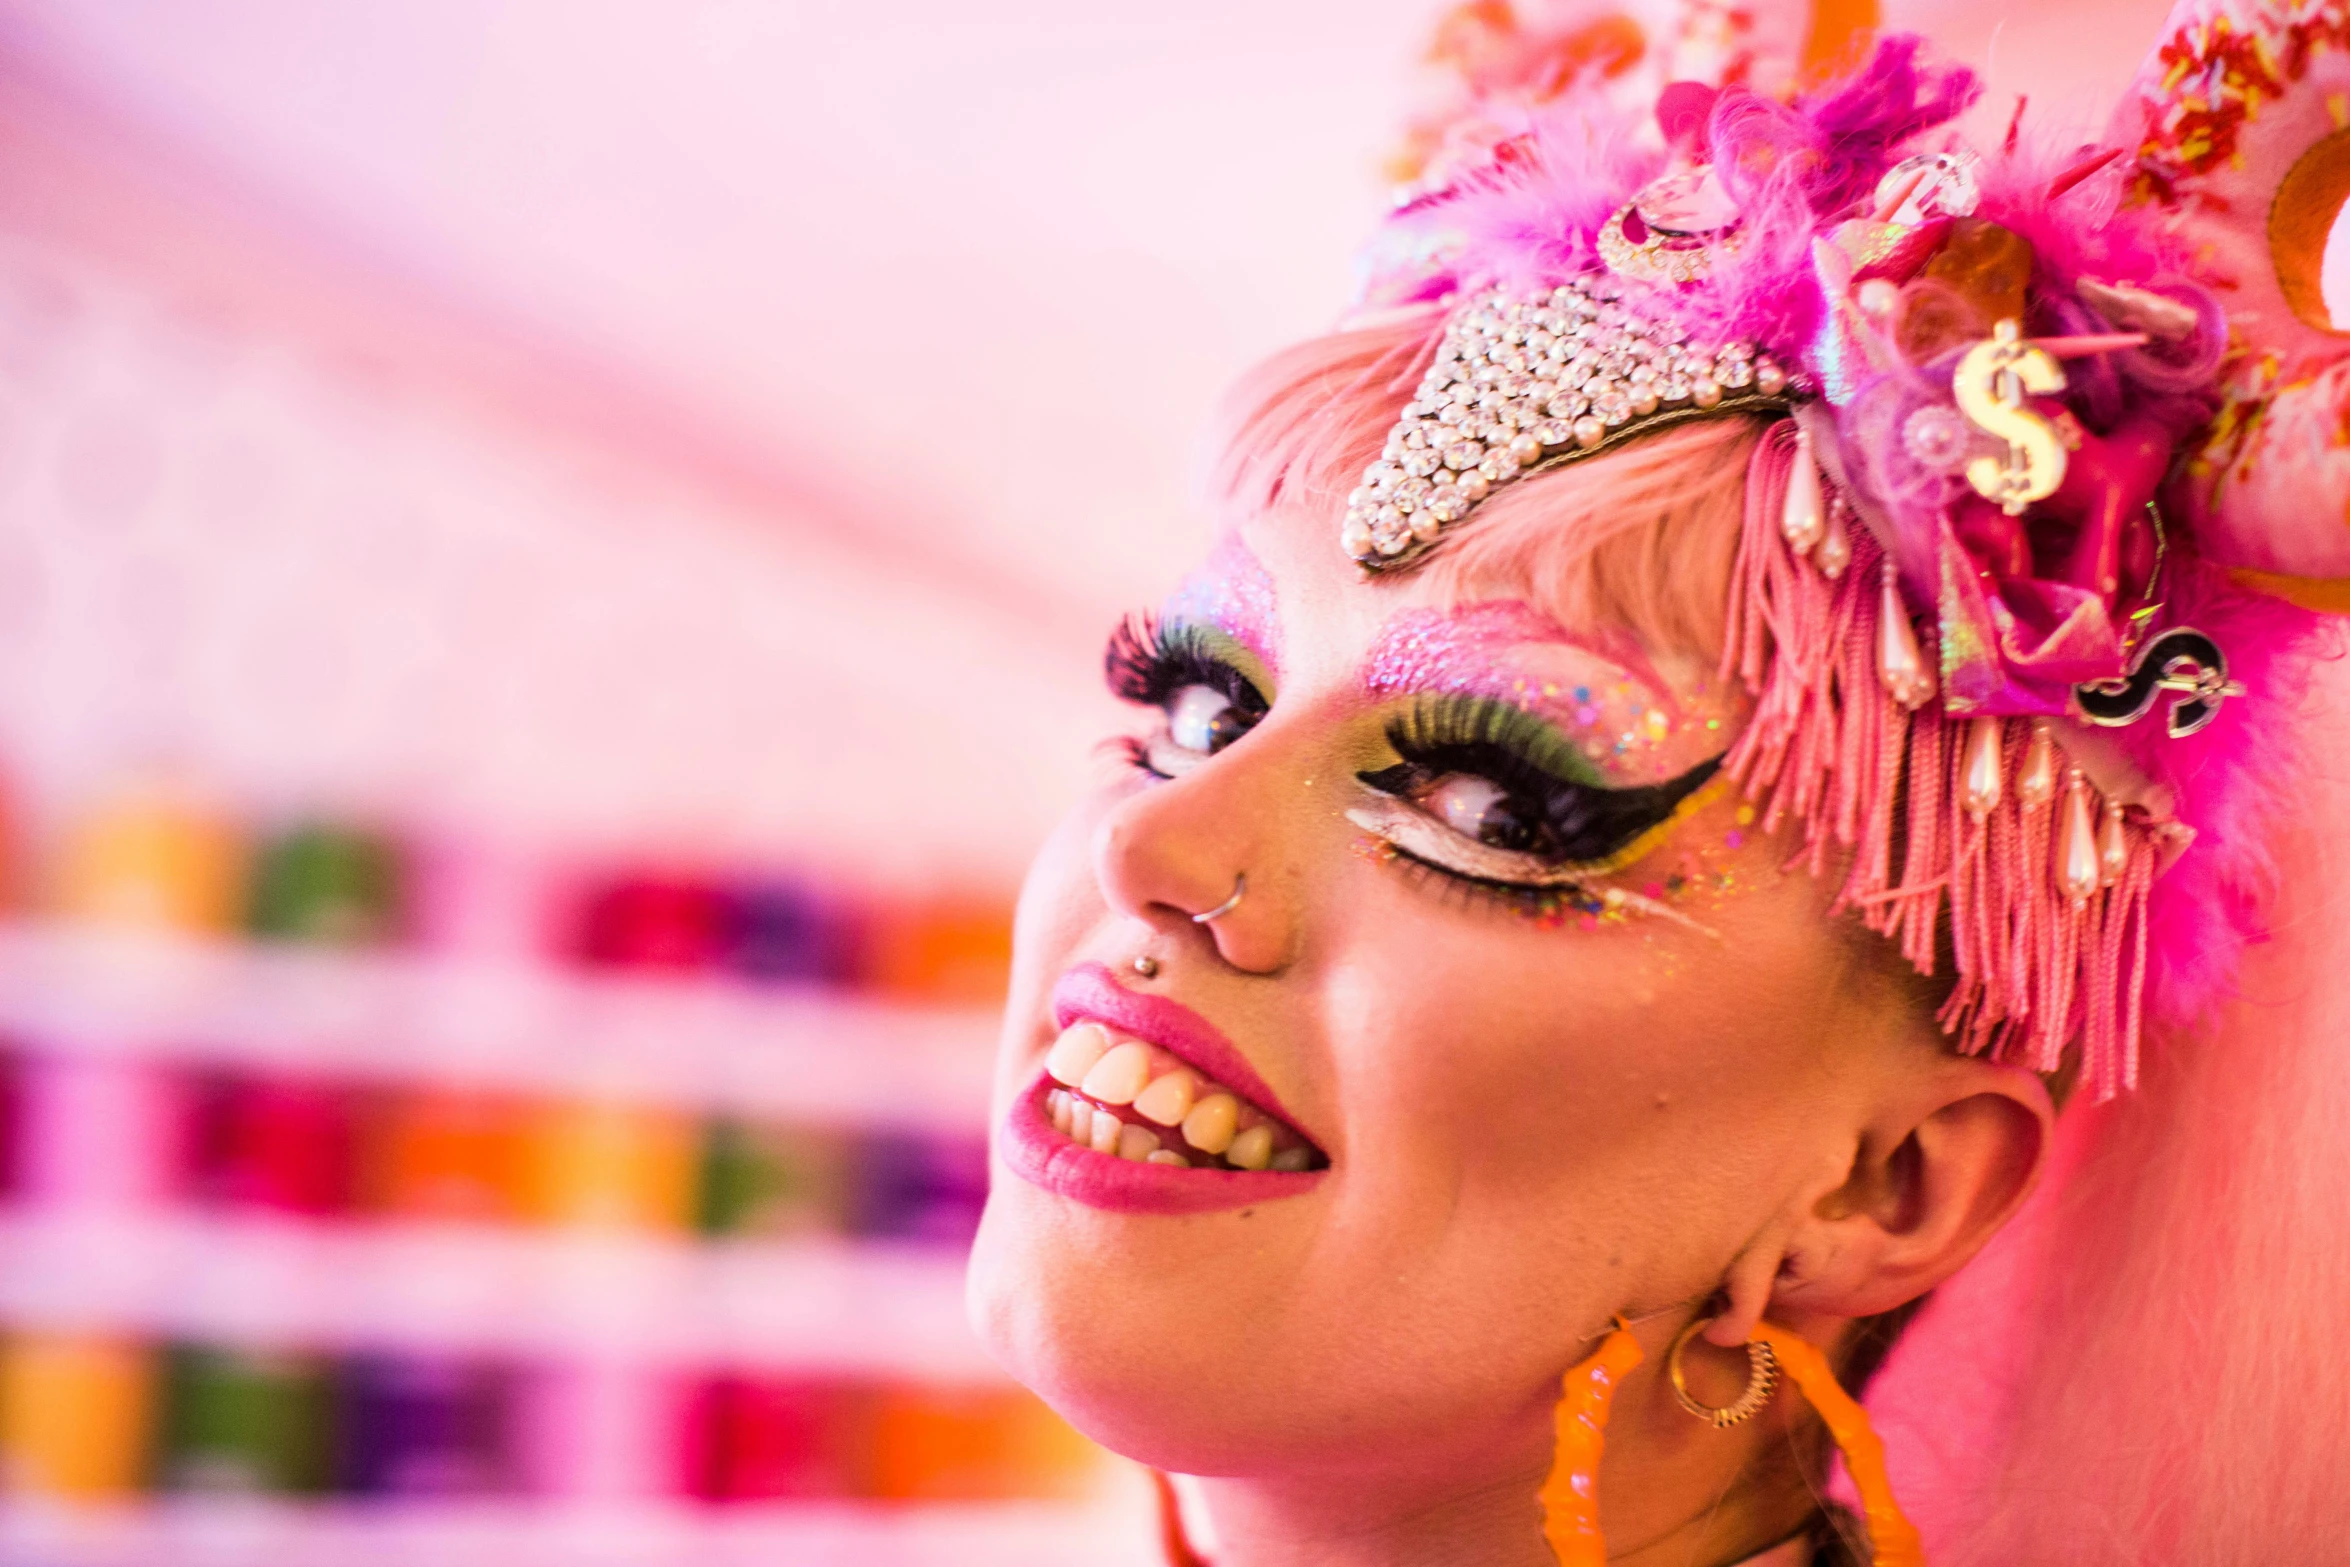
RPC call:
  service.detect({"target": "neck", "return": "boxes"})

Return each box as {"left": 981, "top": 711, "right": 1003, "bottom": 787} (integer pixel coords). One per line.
{"left": 1187, "top": 1358, "right": 1831, "bottom": 1567}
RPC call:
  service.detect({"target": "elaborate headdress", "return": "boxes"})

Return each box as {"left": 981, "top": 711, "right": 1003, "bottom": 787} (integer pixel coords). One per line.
{"left": 1328, "top": 0, "right": 2347, "bottom": 1102}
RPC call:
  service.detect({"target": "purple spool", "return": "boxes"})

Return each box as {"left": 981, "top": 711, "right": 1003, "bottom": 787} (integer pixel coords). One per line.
{"left": 336, "top": 1351, "right": 518, "bottom": 1497}
{"left": 845, "top": 1130, "right": 990, "bottom": 1247}
{"left": 726, "top": 880, "right": 854, "bottom": 987}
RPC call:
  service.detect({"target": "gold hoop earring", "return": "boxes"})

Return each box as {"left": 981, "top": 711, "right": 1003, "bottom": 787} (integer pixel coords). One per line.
{"left": 1668, "top": 1316, "right": 1779, "bottom": 1428}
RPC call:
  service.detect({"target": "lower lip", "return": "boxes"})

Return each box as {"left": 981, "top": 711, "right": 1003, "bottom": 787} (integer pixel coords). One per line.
{"left": 997, "top": 1075, "right": 1328, "bottom": 1216}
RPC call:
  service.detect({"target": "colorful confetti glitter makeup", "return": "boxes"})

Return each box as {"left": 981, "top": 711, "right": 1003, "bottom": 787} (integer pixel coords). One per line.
{"left": 1361, "top": 601, "right": 1739, "bottom": 786}
{"left": 1162, "top": 530, "right": 1282, "bottom": 683}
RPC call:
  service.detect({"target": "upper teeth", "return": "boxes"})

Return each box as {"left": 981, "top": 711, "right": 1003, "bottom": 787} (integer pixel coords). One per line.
{"left": 1132, "top": 1070, "right": 1196, "bottom": 1126}
{"left": 1181, "top": 1092, "right": 1237, "bottom": 1155}
{"left": 1080, "top": 1041, "right": 1153, "bottom": 1105}
{"left": 1041, "top": 1022, "right": 1321, "bottom": 1173}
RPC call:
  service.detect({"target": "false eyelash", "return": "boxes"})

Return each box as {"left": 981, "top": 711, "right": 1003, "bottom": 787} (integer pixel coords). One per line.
{"left": 1367, "top": 695, "right": 1723, "bottom": 873}
{"left": 1371, "top": 830, "right": 1721, "bottom": 939}
{"left": 1365, "top": 830, "right": 1610, "bottom": 923}
{"left": 1103, "top": 613, "right": 1267, "bottom": 716}
{"left": 1102, "top": 734, "right": 1154, "bottom": 775}
{"left": 1383, "top": 695, "right": 1601, "bottom": 791}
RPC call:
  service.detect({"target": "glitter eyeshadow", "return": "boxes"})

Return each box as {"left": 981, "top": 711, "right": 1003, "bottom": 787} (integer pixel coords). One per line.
{"left": 1361, "top": 602, "right": 1714, "bottom": 786}
{"left": 1162, "top": 530, "right": 1281, "bottom": 681}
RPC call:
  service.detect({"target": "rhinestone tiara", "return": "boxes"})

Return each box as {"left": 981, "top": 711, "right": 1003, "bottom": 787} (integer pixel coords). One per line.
{"left": 1343, "top": 273, "right": 1800, "bottom": 570}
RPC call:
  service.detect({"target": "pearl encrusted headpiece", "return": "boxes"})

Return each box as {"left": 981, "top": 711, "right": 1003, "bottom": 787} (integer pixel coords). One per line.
{"left": 1321, "top": 16, "right": 2350, "bottom": 1100}
{"left": 1342, "top": 273, "right": 1795, "bottom": 568}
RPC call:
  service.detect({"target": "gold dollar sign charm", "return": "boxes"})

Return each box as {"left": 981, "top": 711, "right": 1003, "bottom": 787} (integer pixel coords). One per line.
{"left": 1952, "top": 319, "right": 2068, "bottom": 515}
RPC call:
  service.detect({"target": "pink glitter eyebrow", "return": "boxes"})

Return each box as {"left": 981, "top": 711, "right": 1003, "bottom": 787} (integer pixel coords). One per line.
{"left": 1362, "top": 601, "right": 1679, "bottom": 717}
{"left": 1161, "top": 530, "right": 1281, "bottom": 679}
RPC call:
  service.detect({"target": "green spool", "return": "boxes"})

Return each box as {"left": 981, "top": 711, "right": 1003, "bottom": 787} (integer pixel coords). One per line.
{"left": 160, "top": 1345, "right": 339, "bottom": 1494}
{"left": 697, "top": 1120, "right": 849, "bottom": 1238}
{"left": 248, "top": 826, "right": 404, "bottom": 946}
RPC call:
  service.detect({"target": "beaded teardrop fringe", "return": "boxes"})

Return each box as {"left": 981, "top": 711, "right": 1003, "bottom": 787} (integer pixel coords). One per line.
{"left": 1720, "top": 423, "right": 2156, "bottom": 1098}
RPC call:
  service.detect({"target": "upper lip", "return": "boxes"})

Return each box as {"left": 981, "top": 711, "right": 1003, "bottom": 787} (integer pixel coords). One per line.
{"left": 1050, "top": 962, "right": 1320, "bottom": 1148}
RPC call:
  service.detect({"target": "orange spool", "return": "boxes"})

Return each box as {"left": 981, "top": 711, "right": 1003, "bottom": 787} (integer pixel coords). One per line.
{"left": 856, "top": 898, "right": 1015, "bottom": 1003}
{"left": 53, "top": 787, "right": 244, "bottom": 935}
{"left": 515, "top": 1098, "right": 698, "bottom": 1232}
{"left": 868, "top": 1384, "right": 1100, "bottom": 1502}
{"left": 361, "top": 1086, "right": 531, "bottom": 1223}
{"left": 0, "top": 1333, "right": 157, "bottom": 1497}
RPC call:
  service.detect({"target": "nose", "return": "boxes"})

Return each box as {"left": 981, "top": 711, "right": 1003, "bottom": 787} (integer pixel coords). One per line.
{"left": 1091, "top": 744, "right": 1296, "bottom": 976}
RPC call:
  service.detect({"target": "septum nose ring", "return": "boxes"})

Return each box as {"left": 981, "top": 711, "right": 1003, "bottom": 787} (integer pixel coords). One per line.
{"left": 1192, "top": 872, "right": 1246, "bottom": 924}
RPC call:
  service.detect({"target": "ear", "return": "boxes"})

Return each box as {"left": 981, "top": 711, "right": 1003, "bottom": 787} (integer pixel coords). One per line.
{"left": 1708, "top": 1056, "right": 2055, "bottom": 1343}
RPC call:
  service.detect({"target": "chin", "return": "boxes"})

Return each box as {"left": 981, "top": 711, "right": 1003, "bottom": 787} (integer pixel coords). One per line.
{"left": 967, "top": 1167, "right": 1347, "bottom": 1476}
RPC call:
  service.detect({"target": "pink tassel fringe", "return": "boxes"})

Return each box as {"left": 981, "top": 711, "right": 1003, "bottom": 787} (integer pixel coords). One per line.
{"left": 1719, "top": 423, "right": 2158, "bottom": 1098}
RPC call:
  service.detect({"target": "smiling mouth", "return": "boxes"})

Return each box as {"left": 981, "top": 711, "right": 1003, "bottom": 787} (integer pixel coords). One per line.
{"left": 1037, "top": 1022, "right": 1328, "bottom": 1173}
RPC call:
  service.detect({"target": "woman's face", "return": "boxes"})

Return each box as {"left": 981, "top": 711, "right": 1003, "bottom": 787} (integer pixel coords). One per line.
{"left": 968, "top": 498, "right": 1916, "bottom": 1484}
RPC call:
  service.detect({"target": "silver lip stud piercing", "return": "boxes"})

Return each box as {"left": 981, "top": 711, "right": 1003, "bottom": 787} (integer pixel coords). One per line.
{"left": 1131, "top": 955, "right": 1160, "bottom": 979}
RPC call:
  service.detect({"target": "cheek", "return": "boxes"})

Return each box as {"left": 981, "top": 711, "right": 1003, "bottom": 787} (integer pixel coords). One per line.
{"left": 1323, "top": 851, "right": 1852, "bottom": 1290}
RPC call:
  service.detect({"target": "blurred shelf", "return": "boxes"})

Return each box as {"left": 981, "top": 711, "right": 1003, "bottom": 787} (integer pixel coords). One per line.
{"left": 0, "top": 1210, "right": 991, "bottom": 1376}
{"left": 0, "top": 923, "right": 1002, "bottom": 1129}
{"left": 0, "top": 1494, "right": 1160, "bottom": 1567}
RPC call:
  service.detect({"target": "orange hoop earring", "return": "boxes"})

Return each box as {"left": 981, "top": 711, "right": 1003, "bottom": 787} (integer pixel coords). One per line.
{"left": 1152, "top": 1469, "right": 1211, "bottom": 1567}
{"left": 1538, "top": 1316, "right": 1646, "bottom": 1567}
{"left": 1748, "top": 1320, "right": 1926, "bottom": 1567}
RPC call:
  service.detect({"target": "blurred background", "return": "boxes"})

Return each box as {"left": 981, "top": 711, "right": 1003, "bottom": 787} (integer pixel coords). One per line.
{"left": 0, "top": 3, "right": 1440, "bottom": 1562}
{"left": 0, "top": 1, "right": 2209, "bottom": 1564}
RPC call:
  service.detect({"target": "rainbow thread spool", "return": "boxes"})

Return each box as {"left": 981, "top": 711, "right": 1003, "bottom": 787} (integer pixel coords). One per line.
{"left": 248, "top": 825, "right": 406, "bottom": 947}
{"left": 845, "top": 1129, "right": 990, "bottom": 1246}
{"left": 853, "top": 898, "right": 1014, "bottom": 1002}
{"left": 727, "top": 881, "right": 855, "bottom": 986}
{"left": 566, "top": 875, "right": 735, "bottom": 973}
{"left": 680, "top": 1375, "right": 873, "bottom": 1502}
{"left": 869, "top": 1384, "right": 1101, "bottom": 1502}
{"left": 16, "top": 1054, "right": 189, "bottom": 1210}
{"left": 696, "top": 1120, "right": 849, "bottom": 1238}
{"left": 515, "top": 1099, "right": 698, "bottom": 1232}
{"left": 0, "top": 1333, "right": 158, "bottom": 1497}
{"left": 52, "top": 788, "right": 244, "bottom": 935}
{"left": 186, "top": 1072, "right": 352, "bottom": 1216}
{"left": 159, "top": 1344, "right": 338, "bottom": 1494}
{"left": 336, "top": 1352, "right": 518, "bottom": 1498}
{"left": 357, "top": 1087, "right": 530, "bottom": 1224}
